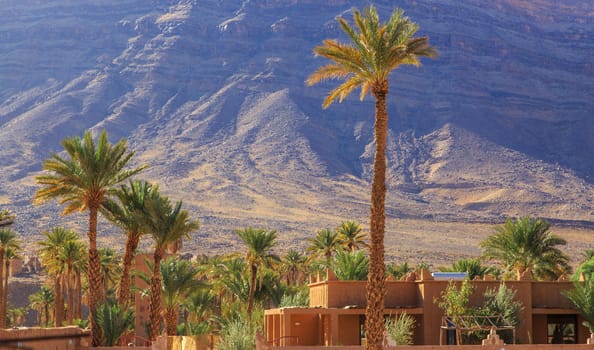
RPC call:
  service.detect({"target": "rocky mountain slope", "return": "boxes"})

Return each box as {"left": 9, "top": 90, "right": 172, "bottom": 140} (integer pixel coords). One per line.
{"left": 0, "top": 0, "right": 592, "bottom": 265}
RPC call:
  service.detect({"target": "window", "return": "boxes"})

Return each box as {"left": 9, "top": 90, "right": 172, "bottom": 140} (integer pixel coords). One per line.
{"left": 547, "top": 315, "right": 577, "bottom": 344}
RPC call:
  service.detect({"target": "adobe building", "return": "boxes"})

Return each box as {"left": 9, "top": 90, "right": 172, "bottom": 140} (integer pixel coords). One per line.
{"left": 264, "top": 270, "right": 590, "bottom": 346}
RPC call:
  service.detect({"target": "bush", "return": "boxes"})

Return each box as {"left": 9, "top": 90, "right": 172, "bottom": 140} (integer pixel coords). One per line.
{"left": 385, "top": 313, "right": 415, "bottom": 345}
{"left": 481, "top": 282, "right": 523, "bottom": 327}
{"left": 218, "top": 318, "right": 258, "bottom": 350}
{"left": 279, "top": 287, "right": 309, "bottom": 307}
{"left": 563, "top": 278, "right": 594, "bottom": 333}
{"left": 93, "top": 300, "right": 134, "bottom": 346}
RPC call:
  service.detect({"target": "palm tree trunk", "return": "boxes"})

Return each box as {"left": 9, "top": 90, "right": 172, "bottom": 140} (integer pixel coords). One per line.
{"left": 247, "top": 264, "right": 257, "bottom": 315}
{"left": 54, "top": 274, "right": 64, "bottom": 326}
{"left": 165, "top": 307, "right": 178, "bottom": 336}
{"left": 3, "top": 260, "right": 9, "bottom": 326}
{"left": 88, "top": 206, "right": 104, "bottom": 347}
{"left": 66, "top": 264, "right": 74, "bottom": 324}
{"left": 149, "top": 247, "right": 165, "bottom": 341}
{"left": 365, "top": 81, "right": 389, "bottom": 350}
{"left": 75, "top": 270, "right": 82, "bottom": 320}
{"left": 0, "top": 249, "right": 5, "bottom": 328}
{"left": 118, "top": 232, "right": 140, "bottom": 307}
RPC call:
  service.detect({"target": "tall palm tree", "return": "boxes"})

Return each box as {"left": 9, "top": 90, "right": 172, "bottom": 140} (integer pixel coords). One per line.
{"left": 103, "top": 180, "right": 157, "bottom": 307}
{"left": 0, "top": 228, "right": 20, "bottom": 328}
{"left": 38, "top": 227, "right": 79, "bottom": 326}
{"left": 3, "top": 246, "right": 21, "bottom": 326}
{"left": 59, "top": 240, "right": 87, "bottom": 323}
{"left": 34, "top": 129, "right": 145, "bottom": 346}
{"left": 216, "top": 255, "right": 250, "bottom": 305}
{"left": 438, "top": 257, "right": 496, "bottom": 280}
{"left": 307, "top": 6, "right": 436, "bottom": 349}
{"left": 29, "top": 285, "right": 55, "bottom": 326}
{"left": 160, "top": 258, "right": 203, "bottom": 335}
{"left": 98, "top": 247, "right": 122, "bottom": 299}
{"left": 142, "top": 193, "right": 199, "bottom": 340}
{"left": 480, "top": 217, "right": 571, "bottom": 281}
{"left": 281, "top": 249, "right": 309, "bottom": 286}
{"left": 337, "top": 220, "right": 369, "bottom": 252}
{"left": 332, "top": 249, "right": 369, "bottom": 281}
{"left": 182, "top": 289, "right": 215, "bottom": 329}
{"left": 234, "top": 228, "right": 279, "bottom": 315}
{"left": 307, "top": 228, "right": 343, "bottom": 264}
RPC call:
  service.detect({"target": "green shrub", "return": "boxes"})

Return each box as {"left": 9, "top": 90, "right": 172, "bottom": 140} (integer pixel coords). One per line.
{"left": 93, "top": 300, "right": 134, "bottom": 346}
{"left": 218, "top": 318, "right": 258, "bottom": 350}
{"left": 279, "top": 287, "right": 309, "bottom": 307}
{"left": 436, "top": 279, "right": 474, "bottom": 319}
{"left": 481, "top": 282, "right": 523, "bottom": 327}
{"left": 332, "top": 250, "right": 368, "bottom": 280}
{"left": 385, "top": 313, "right": 415, "bottom": 345}
{"left": 563, "top": 278, "right": 594, "bottom": 333}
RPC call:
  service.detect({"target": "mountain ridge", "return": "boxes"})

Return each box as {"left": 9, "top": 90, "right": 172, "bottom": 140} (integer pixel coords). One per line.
{"left": 0, "top": 0, "right": 593, "bottom": 265}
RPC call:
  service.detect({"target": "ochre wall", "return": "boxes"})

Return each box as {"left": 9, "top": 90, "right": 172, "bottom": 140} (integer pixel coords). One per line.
{"left": 532, "top": 314, "right": 548, "bottom": 344}
{"left": 385, "top": 282, "right": 417, "bottom": 308}
{"left": 325, "top": 281, "right": 367, "bottom": 308}
{"left": 337, "top": 315, "right": 361, "bottom": 345}
{"left": 0, "top": 326, "right": 88, "bottom": 350}
{"left": 290, "top": 314, "right": 320, "bottom": 346}
{"left": 268, "top": 277, "right": 587, "bottom": 346}
{"left": 532, "top": 282, "right": 574, "bottom": 308}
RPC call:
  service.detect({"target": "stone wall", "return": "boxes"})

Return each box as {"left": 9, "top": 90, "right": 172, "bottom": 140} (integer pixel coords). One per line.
{"left": 0, "top": 326, "right": 88, "bottom": 350}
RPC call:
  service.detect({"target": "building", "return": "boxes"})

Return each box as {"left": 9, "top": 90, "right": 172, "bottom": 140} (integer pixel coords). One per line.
{"left": 264, "top": 269, "right": 590, "bottom": 346}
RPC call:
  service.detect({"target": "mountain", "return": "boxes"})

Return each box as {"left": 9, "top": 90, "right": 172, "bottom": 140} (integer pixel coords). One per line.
{"left": 1, "top": 0, "right": 593, "bottom": 265}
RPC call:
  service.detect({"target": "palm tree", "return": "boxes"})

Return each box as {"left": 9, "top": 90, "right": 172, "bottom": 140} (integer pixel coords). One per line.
{"left": 255, "top": 268, "right": 285, "bottom": 309}
{"left": 38, "top": 227, "right": 79, "bottom": 326}
{"left": 234, "top": 228, "right": 279, "bottom": 315}
{"left": 216, "top": 255, "right": 250, "bottom": 305}
{"left": 34, "top": 130, "right": 145, "bottom": 346}
{"left": 438, "top": 258, "right": 496, "bottom": 280}
{"left": 103, "top": 180, "right": 157, "bottom": 307}
{"left": 574, "top": 250, "right": 594, "bottom": 281}
{"left": 7, "top": 307, "right": 27, "bottom": 328}
{"left": 59, "top": 240, "right": 87, "bottom": 323}
{"left": 0, "top": 228, "right": 20, "bottom": 328}
{"left": 337, "top": 220, "right": 368, "bottom": 252}
{"left": 182, "top": 289, "right": 215, "bottom": 334}
{"left": 307, "top": 6, "right": 436, "bottom": 349}
{"left": 563, "top": 278, "right": 594, "bottom": 334}
{"left": 3, "top": 246, "right": 21, "bottom": 326}
{"left": 386, "top": 261, "right": 413, "bottom": 280}
{"left": 93, "top": 300, "right": 135, "bottom": 346}
{"left": 281, "top": 249, "right": 308, "bottom": 286}
{"left": 307, "top": 228, "right": 343, "bottom": 264}
{"left": 29, "top": 285, "right": 55, "bottom": 326}
{"left": 480, "top": 217, "right": 571, "bottom": 281}
{"left": 142, "top": 193, "right": 199, "bottom": 341}
{"left": 332, "top": 249, "right": 369, "bottom": 281}
{"left": 160, "top": 258, "right": 203, "bottom": 335}
{"left": 99, "top": 247, "right": 122, "bottom": 299}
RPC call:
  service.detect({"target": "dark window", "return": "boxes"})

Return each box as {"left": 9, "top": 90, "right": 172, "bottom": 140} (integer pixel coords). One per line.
{"left": 445, "top": 318, "right": 457, "bottom": 345}
{"left": 359, "top": 315, "right": 365, "bottom": 345}
{"left": 547, "top": 315, "right": 577, "bottom": 344}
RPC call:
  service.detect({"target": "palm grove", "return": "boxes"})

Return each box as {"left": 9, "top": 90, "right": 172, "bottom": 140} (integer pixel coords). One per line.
{"left": 1, "top": 5, "right": 593, "bottom": 350}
